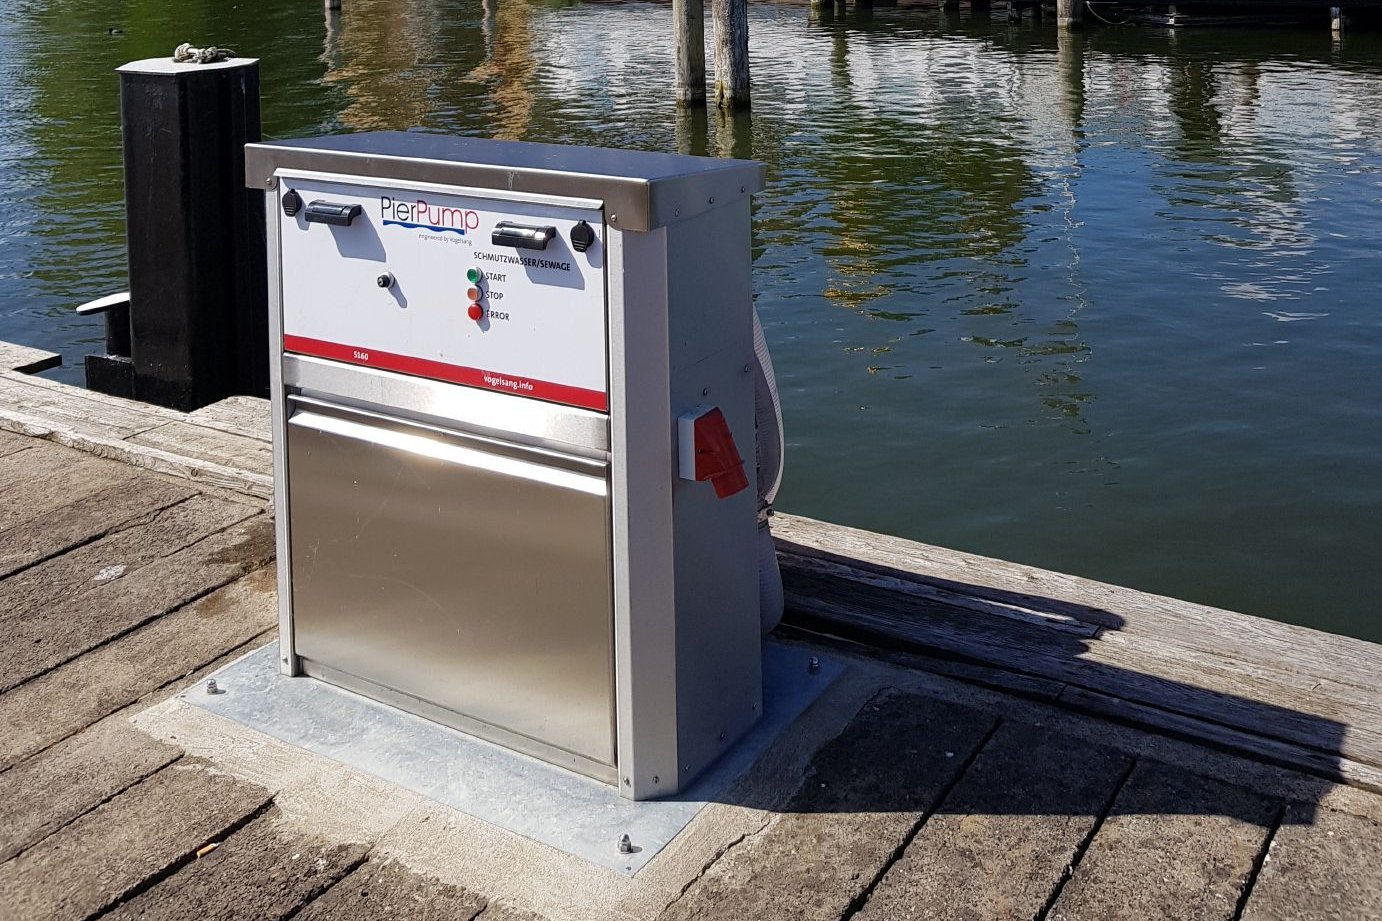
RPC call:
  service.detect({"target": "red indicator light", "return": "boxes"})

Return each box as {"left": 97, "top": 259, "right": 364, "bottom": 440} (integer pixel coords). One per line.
{"left": 467, "top": 303, "right": 484, "bottom": 321}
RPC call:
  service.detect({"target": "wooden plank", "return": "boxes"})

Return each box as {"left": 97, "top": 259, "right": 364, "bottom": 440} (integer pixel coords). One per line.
{"left": 294, "top": 859, "right": 488, "bottom": 921}
{"left": 781, "top": 560, "right": 1382, "bottom": 776}
{"left": 129, "top": 420, "right": 273, "bottom": 478}
{"left": 0, "top": 342, "right": 60, "bottom": 375}
{"left": 0, "top": 477, "right": 195, "bottom": 579}
{"left": 0, "top": 404, "right": 273, "bottom": 499}
{"left": 856, "top": 722, "right": 1132, "bottom": 921}
{"left": 0, "top": 494, "right": 254, "bottom": 626}
{"left": 1240, "top": 803, "right": 1382, "bottom": 921}
{"left": 0, "top": 760, "right": 273, "bottom": 921}
{"left": 774, "top": 514, "right": 1382, "bottom": 692}
{"left": 1058, "top": 686, "right": 1382, "bottom": 795}
{"left": 782, "top": 550, "right": 1100, "bottom": 637}
{"left": 186, "top": 395, "right": 271, "bottom": 441}
{"left": 0, "top": 512, "right": 274, "bottom": 693}
{"left": 0, "top": 566, "right": 277, "bottom": 771}
{"left": 0, "top": 716, "right": 181, "bottom": 863}
{"left": 0, "top": 370, "right": 181, "bottom": 418}
{"left": 0, "top": 446, "right": 142, "bottom": 532}
{"left": 1047, "top": 761, "right": 1279, "bottom": 921}
{"left": 103, "top": 809, "right": 368, "bottom": 921}
{"left": 0, "top": 371, "right": 173, "bottom": 440}
{"left": 774, "top": 624, "right": 1067, "bottom": 701}
{"left": 660, "top": 691, "right": 998, "bottom": 921}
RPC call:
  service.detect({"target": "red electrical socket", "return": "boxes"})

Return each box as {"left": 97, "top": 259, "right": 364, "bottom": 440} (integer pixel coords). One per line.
{"left": 678, "top": 406, "right": 749, "bottom": 499}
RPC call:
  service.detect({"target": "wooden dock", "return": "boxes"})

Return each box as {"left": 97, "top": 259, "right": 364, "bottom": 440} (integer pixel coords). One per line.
{"left": 2, "top": 342, "right": 1381, "bottom": 921}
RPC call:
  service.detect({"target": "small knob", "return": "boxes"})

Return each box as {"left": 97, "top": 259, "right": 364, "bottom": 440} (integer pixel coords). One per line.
{"left": 376, "top": 272, "right": 394, "bottom": 289}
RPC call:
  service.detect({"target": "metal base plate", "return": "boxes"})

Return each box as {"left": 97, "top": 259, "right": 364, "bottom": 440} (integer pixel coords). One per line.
{"left": 185, "top": 641, "right": 841, "bottom": 875}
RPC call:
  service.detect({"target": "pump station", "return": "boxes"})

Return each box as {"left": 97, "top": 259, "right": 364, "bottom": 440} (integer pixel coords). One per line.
{"left": 246, "top": 133, "right": 779, "bottom": 800}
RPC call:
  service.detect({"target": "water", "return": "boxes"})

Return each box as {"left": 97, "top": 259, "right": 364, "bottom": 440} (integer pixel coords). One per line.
{"left": 2, "top": 0, "right": 1380, "bottom": 640}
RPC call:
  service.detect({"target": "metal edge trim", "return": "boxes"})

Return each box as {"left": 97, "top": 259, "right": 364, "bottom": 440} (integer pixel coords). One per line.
{"left": 283, "top": 355, "right": 610, "bottom": 456}
{"left": 245, "top": 143, "right": 762, "bottom": 231}
{"left": 265, "top": 187, "right": 299, "bottom": 677}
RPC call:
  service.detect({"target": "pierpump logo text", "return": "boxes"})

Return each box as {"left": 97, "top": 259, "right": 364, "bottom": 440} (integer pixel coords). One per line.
{"left": 380, "top": 196, "right": 480, "bottom": 235}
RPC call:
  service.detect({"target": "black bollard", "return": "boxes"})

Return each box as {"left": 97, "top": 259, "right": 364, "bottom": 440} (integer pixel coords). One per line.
{"left": 105, "top": 56, "right": 268, "bottom": 411}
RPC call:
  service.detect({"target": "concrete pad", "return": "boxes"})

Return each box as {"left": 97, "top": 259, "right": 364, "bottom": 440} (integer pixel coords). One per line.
{"left": 0, "top": 759, "right": 273, "bottom": 921}
{"left": 185, "top": 641, "right": 842, "bottom": 876}
{"left": 1241, "top": 803, "right": 1382, "bottom": 921}
{"left": 1049, "top": 760, "right": 1279, "bottom": 921}
{"left": 104, "top": 808, "right": 368, "bottom": 921}
{"left": 856, "top": 720, "right": 1132, "bottom": 921}
{"left": 659, "top": 690, "right": 998, "bottom": 921}
{"left": 133, "top": 644, "right": 889, "bottom": 921}
{"left": 292, "top": 859, "right": 487, "bottom": 921}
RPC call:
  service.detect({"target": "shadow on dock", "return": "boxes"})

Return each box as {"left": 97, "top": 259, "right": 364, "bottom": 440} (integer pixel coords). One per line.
{"left": 768, "top": 523, "right": 1370, "bottom": 829}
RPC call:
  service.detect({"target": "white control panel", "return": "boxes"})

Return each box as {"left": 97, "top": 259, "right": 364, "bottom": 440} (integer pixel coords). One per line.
{"left": 277, "top": 175, "right": 608, "bottom": 411}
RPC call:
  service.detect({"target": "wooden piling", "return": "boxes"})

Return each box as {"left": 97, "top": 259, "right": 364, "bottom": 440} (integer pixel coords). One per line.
{"left": 112, "top": 57, "right": 268, "bottom": 411}
{"left": 1058, "top": 0, "right": 1084, "bottom": 28}
{"left": 674, "top": 0, "right": 706, "bottom": 106}
{"left": 711, "top": 0, "right": 750, "bottom": 110}
{"left": 1331, "top": 6, "right": 1348, "bottom": 35}
{"left": 325, "top": 0, "right": 341, "bottom": 10}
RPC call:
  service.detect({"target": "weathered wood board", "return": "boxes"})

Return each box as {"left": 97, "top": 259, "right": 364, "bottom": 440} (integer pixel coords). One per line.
{"left": 661, "top": 691, "right": 997, "bottom": 921}
{"left": 129, "top": 420, "right": 273, "bottom": 478}
{"left": 0, "top": 342, "right": 60, "bottom": 375}
{"left": 187, "top": 395, "right": 272, "bottom": 442}
{"left": 0, "top": 567, "right": 277, "bottom": 770}
{"left": 856, "top": 722, "right": 1132, "bottom": 921}
{"left": 1046, "top": 761, "right": 1278, "bottom": 921}
{"left": 0, "top": 761, "right": 273, "bottom": 921}
{"left": 774, "top": 514, "right": 1382, "bottom": 786}
{"left": 1241, "top": 803, "right": 1382, "bottom": 921}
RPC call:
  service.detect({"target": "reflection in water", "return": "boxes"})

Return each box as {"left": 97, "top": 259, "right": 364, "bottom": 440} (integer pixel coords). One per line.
{"left": 4, "top": 1, "right": 1382, "bottom": 639}
{"left": 466, "top": 0, "right": 537, "bottom": 139}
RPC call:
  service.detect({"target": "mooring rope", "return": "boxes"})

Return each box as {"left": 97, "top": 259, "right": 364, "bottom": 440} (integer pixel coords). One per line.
{"left": 172, "top": 42, "right": 236, "bottom": 64}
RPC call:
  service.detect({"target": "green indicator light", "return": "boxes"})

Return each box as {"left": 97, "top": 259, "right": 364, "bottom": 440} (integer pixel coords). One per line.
{"left": 466, "top": 267, "right": 481, "bottom": 283}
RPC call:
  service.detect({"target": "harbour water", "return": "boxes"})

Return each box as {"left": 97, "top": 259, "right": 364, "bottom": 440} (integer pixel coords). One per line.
{"left": 2, "top": 0, "right": 1379, "bottom": 639}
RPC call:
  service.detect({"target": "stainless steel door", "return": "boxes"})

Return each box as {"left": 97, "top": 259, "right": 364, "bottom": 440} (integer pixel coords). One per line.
{"left": 286, "top": 397, "right": 615, "bottom": 774}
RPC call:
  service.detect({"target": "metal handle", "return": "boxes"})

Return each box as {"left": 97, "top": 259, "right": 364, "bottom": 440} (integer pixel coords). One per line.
{"left": 491, "top": 221, "right": 556, "bottom": 251}
{"left": 304, "top": 200, "right": 363, "bottom": 226}
{"left": 288, "top": 400, "right": 607, "bottom": 497}
{"left": 286, "top": 395, "right": 607, "bottom": 484}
